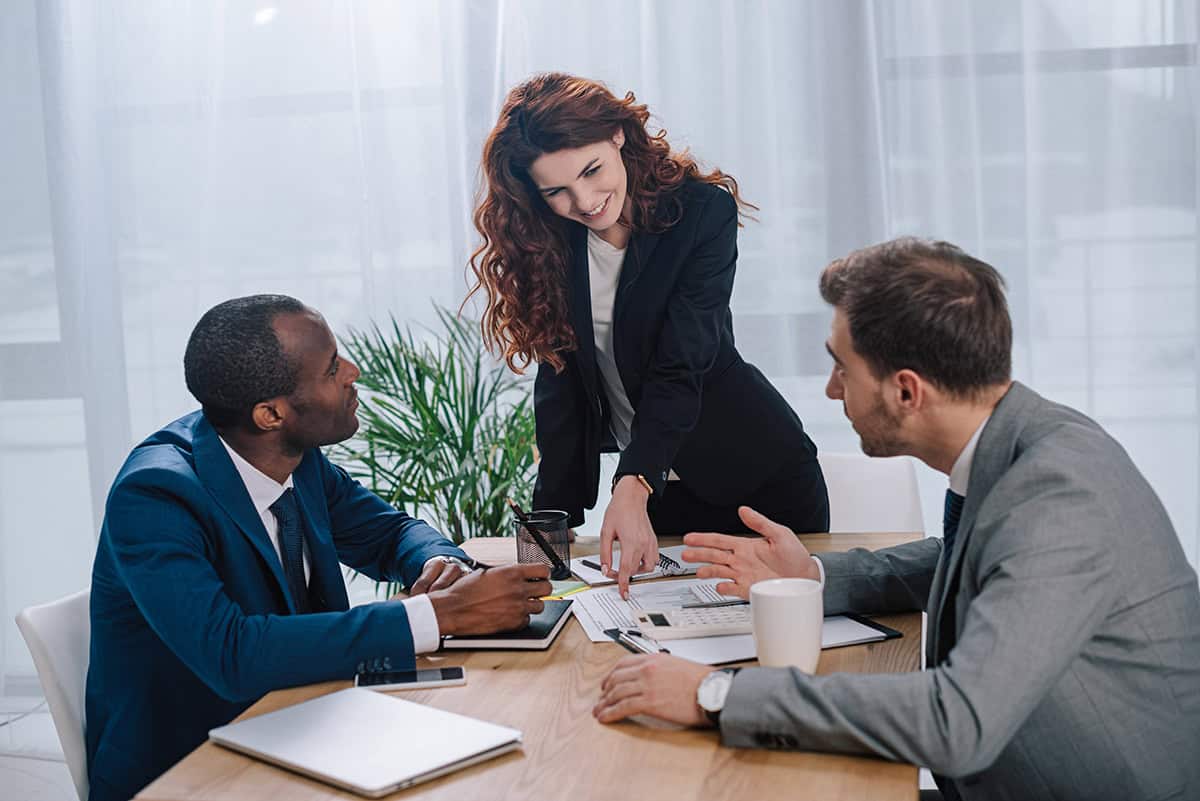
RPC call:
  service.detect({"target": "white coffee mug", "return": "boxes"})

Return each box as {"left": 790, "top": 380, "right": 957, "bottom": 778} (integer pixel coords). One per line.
{"left": 751, "top": 578, "right": 823, "bottom": 672}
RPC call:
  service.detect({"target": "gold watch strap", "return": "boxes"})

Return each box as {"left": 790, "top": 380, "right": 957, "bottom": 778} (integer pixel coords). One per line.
{"left": 614, "top": 473, "right": 654, "bottom": 496}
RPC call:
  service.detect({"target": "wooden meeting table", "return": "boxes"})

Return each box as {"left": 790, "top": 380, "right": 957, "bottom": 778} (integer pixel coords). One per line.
{"left": 137, "top": 532, "right": 923, "bottom": 801}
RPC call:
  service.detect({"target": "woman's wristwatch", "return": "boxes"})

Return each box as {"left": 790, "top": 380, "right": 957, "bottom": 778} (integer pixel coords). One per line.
{"left": 612, "top": 473, "right": 654, "bottom": 496}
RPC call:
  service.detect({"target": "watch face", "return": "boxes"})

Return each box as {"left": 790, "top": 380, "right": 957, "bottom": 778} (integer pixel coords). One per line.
{"left": 698, "top": 670, "right": 734, "bottom": 712}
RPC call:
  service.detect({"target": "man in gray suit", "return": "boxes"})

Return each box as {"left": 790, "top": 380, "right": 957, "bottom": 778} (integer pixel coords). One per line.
{"left": 592, "top": 238, "right": 1200, "bottom": 801}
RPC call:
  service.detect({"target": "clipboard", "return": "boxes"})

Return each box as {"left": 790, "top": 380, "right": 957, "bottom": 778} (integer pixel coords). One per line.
{"left": 842, "top": 613, "right": 904, "bottom": 641}
{"left": 603, "top": 614, "right": 903, "bottom": 665}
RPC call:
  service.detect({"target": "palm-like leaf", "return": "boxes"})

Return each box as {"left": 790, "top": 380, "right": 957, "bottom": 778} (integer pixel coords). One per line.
{"left": 331, "top": 308, "right": 536, "bottom": 581}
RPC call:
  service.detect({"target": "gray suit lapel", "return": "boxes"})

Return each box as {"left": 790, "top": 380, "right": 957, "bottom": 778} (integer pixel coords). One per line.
{"left": 928, "top": 382, "right": 1042, "bottom": 664}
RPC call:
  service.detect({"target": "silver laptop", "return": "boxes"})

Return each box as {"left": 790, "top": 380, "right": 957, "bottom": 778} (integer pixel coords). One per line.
{"left": 209, "top": 687, "right": 521, "bottom": 797}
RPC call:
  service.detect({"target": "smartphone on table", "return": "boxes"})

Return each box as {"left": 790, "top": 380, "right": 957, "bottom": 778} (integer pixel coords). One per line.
{"left": 354, "top": 666, "right": 466, "bottom": 691}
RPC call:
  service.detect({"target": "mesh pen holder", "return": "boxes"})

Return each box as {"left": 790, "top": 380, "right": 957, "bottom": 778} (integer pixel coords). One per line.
{"left": 513, "top": 509, "right": 570, "bottom": 575}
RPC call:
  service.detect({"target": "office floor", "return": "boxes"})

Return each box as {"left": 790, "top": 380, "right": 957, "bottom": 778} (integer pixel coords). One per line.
{"left": 0, "top": 697, "right": 75, "bottom": 801}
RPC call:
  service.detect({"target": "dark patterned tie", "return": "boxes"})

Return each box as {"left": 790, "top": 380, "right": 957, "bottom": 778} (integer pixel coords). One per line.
{"left": 943, "top": 489, "right": 966, "bottom": 557}
{"left": 268, "top": 488, "right": 311, "bottom": 614}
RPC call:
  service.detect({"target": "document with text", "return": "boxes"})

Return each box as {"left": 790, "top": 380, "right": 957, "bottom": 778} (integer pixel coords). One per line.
{"left": 572, "top": 578, "right": 898, "bottom": 665}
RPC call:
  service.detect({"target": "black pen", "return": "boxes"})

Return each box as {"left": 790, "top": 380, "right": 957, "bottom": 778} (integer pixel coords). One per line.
{"left": 625, "top": 629, "right": 670, "bottom": 654}
{"left": 507, "top": 499, "right": 572, "bottom": 581}
{"left": 619, "top": 630, "right": 657, "bottom": 655}
{"left": 681, "top": 598, "right": 750, "bottom": 609}
{"left": 605, "top": 628, "right": 668, "bottom": 655}
{"left": 580, "top": 556, "right": 657, "bottom": 575}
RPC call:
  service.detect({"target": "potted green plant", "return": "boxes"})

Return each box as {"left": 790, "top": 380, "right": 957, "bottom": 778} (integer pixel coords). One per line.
{"left": 331, "top": 308, "right": 536, "bottom": 593}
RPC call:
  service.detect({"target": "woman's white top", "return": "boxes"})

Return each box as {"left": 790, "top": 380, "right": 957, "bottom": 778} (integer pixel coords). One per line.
{"left": 587, "top": 229, "right": 637, "bottom": 450}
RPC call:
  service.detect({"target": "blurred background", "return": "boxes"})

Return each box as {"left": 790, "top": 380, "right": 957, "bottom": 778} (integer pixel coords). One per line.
{"left": 1, "top": 1, "right": 1196, "bottom": 790}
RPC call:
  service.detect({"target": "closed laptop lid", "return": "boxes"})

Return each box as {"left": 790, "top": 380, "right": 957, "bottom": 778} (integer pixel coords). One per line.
{"left": 209, "top": 687, "right": 521, "bottom": 797}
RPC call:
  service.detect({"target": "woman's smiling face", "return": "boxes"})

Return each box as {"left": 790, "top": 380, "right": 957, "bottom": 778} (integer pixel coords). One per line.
{"left": 528, "top": 131, "right": 629, "bottom": 234}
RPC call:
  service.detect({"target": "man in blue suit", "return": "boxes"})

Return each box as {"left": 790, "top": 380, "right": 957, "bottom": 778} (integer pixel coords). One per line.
{"left": 85, "top": 295, "right": 551, "bottom": 801}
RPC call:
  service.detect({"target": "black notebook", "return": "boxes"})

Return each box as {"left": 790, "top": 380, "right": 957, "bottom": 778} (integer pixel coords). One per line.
{"left": 441, "top": 600, "right": 573, "bottom": 651}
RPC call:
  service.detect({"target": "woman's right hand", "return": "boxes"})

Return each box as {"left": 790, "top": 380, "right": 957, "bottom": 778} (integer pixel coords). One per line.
{"left": 599, "top": 476, "right": 659, "bottom": 599}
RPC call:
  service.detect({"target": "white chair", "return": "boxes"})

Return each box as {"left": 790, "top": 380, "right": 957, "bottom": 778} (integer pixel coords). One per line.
{"left": 15, "top": 589, "right": 91, "bottom": 801}
{"left": 818, "top": 453, "right": 934, "bottom": 793}
{"left": 819, "top": 452, "right": 924, "bottom": 533}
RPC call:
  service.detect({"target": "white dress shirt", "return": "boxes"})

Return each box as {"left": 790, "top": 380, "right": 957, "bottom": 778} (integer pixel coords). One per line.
{"left": 949, "top": 415, "right": 990, "bottom": 497}
{"left": 219, "top": 437, "right": 442, "bottom": 653}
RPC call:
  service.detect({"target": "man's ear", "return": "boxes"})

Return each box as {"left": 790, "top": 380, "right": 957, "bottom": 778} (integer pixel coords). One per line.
{"left": 251, "top": 399, "right": 286, "bottom": 433}
{"left": 893, "top": 369, "right": 925, "bottom": 410}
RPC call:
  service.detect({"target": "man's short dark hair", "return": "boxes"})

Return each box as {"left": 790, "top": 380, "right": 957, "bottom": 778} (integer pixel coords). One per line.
{"left": 183, "top": 294, "right": 308, "bottom": 429}
{"left": 819, "top": 237, "right": 1012, "bottom": 397}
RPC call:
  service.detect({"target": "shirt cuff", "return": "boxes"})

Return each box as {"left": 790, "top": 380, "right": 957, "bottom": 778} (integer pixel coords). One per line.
{"left": 811, "top": 555, "right": 826, "bottom": 586}
{"left": 400, "top": 593, "right": 441, "bottom": 654}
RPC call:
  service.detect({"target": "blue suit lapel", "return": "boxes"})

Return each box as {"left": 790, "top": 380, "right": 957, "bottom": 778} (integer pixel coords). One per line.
{"left": 291, "top": 459, "right": 350, "bottom": 612}
{"left": 191, "top": 416, "right": 298, "bottom": 613}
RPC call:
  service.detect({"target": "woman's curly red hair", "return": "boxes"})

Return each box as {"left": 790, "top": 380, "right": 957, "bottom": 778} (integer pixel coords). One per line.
{"left": 467, "top": 72, "right": 756, "bottom": 374}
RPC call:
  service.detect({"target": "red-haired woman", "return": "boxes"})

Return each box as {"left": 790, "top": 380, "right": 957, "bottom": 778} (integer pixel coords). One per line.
{"left": 469, "top": 73, "right": 828, "bottom": 596}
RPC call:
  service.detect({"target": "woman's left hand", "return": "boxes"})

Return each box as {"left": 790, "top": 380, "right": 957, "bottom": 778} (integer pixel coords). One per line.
{"left": 599, "top": 476, "right": 659, "bottom": 599}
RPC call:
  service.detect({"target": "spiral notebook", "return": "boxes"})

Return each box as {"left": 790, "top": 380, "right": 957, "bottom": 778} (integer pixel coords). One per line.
{"left": 570, "top": 545, "right": 710, "bottom": 586}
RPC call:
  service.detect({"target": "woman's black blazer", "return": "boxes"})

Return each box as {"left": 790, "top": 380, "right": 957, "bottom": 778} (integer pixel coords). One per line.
{"left": 531, "top": 180, "right": 818, "bottom": 526}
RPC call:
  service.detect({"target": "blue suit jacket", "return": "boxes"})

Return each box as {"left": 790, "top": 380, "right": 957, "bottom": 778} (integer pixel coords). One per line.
{"left": 85, "top": 411, "right": 466, "bottom": 801}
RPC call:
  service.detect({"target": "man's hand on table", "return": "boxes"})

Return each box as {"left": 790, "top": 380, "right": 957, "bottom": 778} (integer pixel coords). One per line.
{"left": 427, "top": 563, "right": 552, "bottom": 635}
{"left": 593, "top": 654, "right": 716, "bottom": 727}
{"left": 680, "top": 506, "right": 821, "bottom": 599}
{"left": 404, "top": 556, "right": 470, "bottom": 596}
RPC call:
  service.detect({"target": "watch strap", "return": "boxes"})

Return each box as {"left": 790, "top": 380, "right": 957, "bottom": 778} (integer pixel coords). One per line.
{"left": 612, "top": 472, "right": 655, "bottom": 496}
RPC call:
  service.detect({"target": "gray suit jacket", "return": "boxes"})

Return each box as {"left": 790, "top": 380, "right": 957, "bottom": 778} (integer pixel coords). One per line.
{"left": 720, "top": 382, "right": 1200, "bottom": 801}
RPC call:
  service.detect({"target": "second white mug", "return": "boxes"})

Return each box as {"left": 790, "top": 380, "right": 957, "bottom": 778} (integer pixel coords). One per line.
{"left": 751, "top": 577, "right": 823, "bottom": 672}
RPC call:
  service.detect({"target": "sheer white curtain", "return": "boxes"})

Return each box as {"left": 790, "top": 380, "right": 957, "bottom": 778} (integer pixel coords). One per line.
{"left": 1, "top": 0, "right": 1195, "bottom": 688}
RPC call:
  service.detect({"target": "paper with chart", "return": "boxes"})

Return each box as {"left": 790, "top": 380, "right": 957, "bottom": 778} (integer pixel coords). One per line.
{"left": 572, "top": 578, "right": 896, "bottom": 665}
{"left": 572, "top": 578, "right": 724, "bottom": 642}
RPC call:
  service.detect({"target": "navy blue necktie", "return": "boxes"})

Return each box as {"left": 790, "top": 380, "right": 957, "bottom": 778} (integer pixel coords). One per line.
{"left": 943, "top": 489, "right": 965, "bottom": 557}
{"left": 269, "top": 488, "right": 311, "bottom": 614}
{"left": 935, "top": 488, "right": 968, "bottom": 801}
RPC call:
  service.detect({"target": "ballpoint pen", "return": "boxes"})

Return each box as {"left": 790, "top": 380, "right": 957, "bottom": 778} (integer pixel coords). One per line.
{"left": 582, "top": 554, "right": 685, "bottom": 575}
{"left": 507, "top": 499, "right": 572, "bottom": 580}
{"left": 606, "top": 628, "right": 668, "bottom": 655}
{"left": 680, "top": 599, "right": 750, "bottom": 609}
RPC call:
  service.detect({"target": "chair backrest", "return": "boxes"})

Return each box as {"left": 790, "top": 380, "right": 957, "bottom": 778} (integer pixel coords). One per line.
{"left": 15, "top": 589, "right": 91, "bottom": 801}
{"left": 819, "top": 452, "right": 924, "bottom": 533}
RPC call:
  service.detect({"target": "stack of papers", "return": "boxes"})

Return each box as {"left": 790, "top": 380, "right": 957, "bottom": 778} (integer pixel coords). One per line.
{"left": 570, "top": 578, "right": 895, "bottom": 665}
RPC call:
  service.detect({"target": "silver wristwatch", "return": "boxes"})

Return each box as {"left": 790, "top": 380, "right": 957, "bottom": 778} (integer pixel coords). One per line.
{"left": 697, "top": 668, "right": 740, "bottom": 725}
{"left": 436, "top": 555, "right": 476, "bottom": 573}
